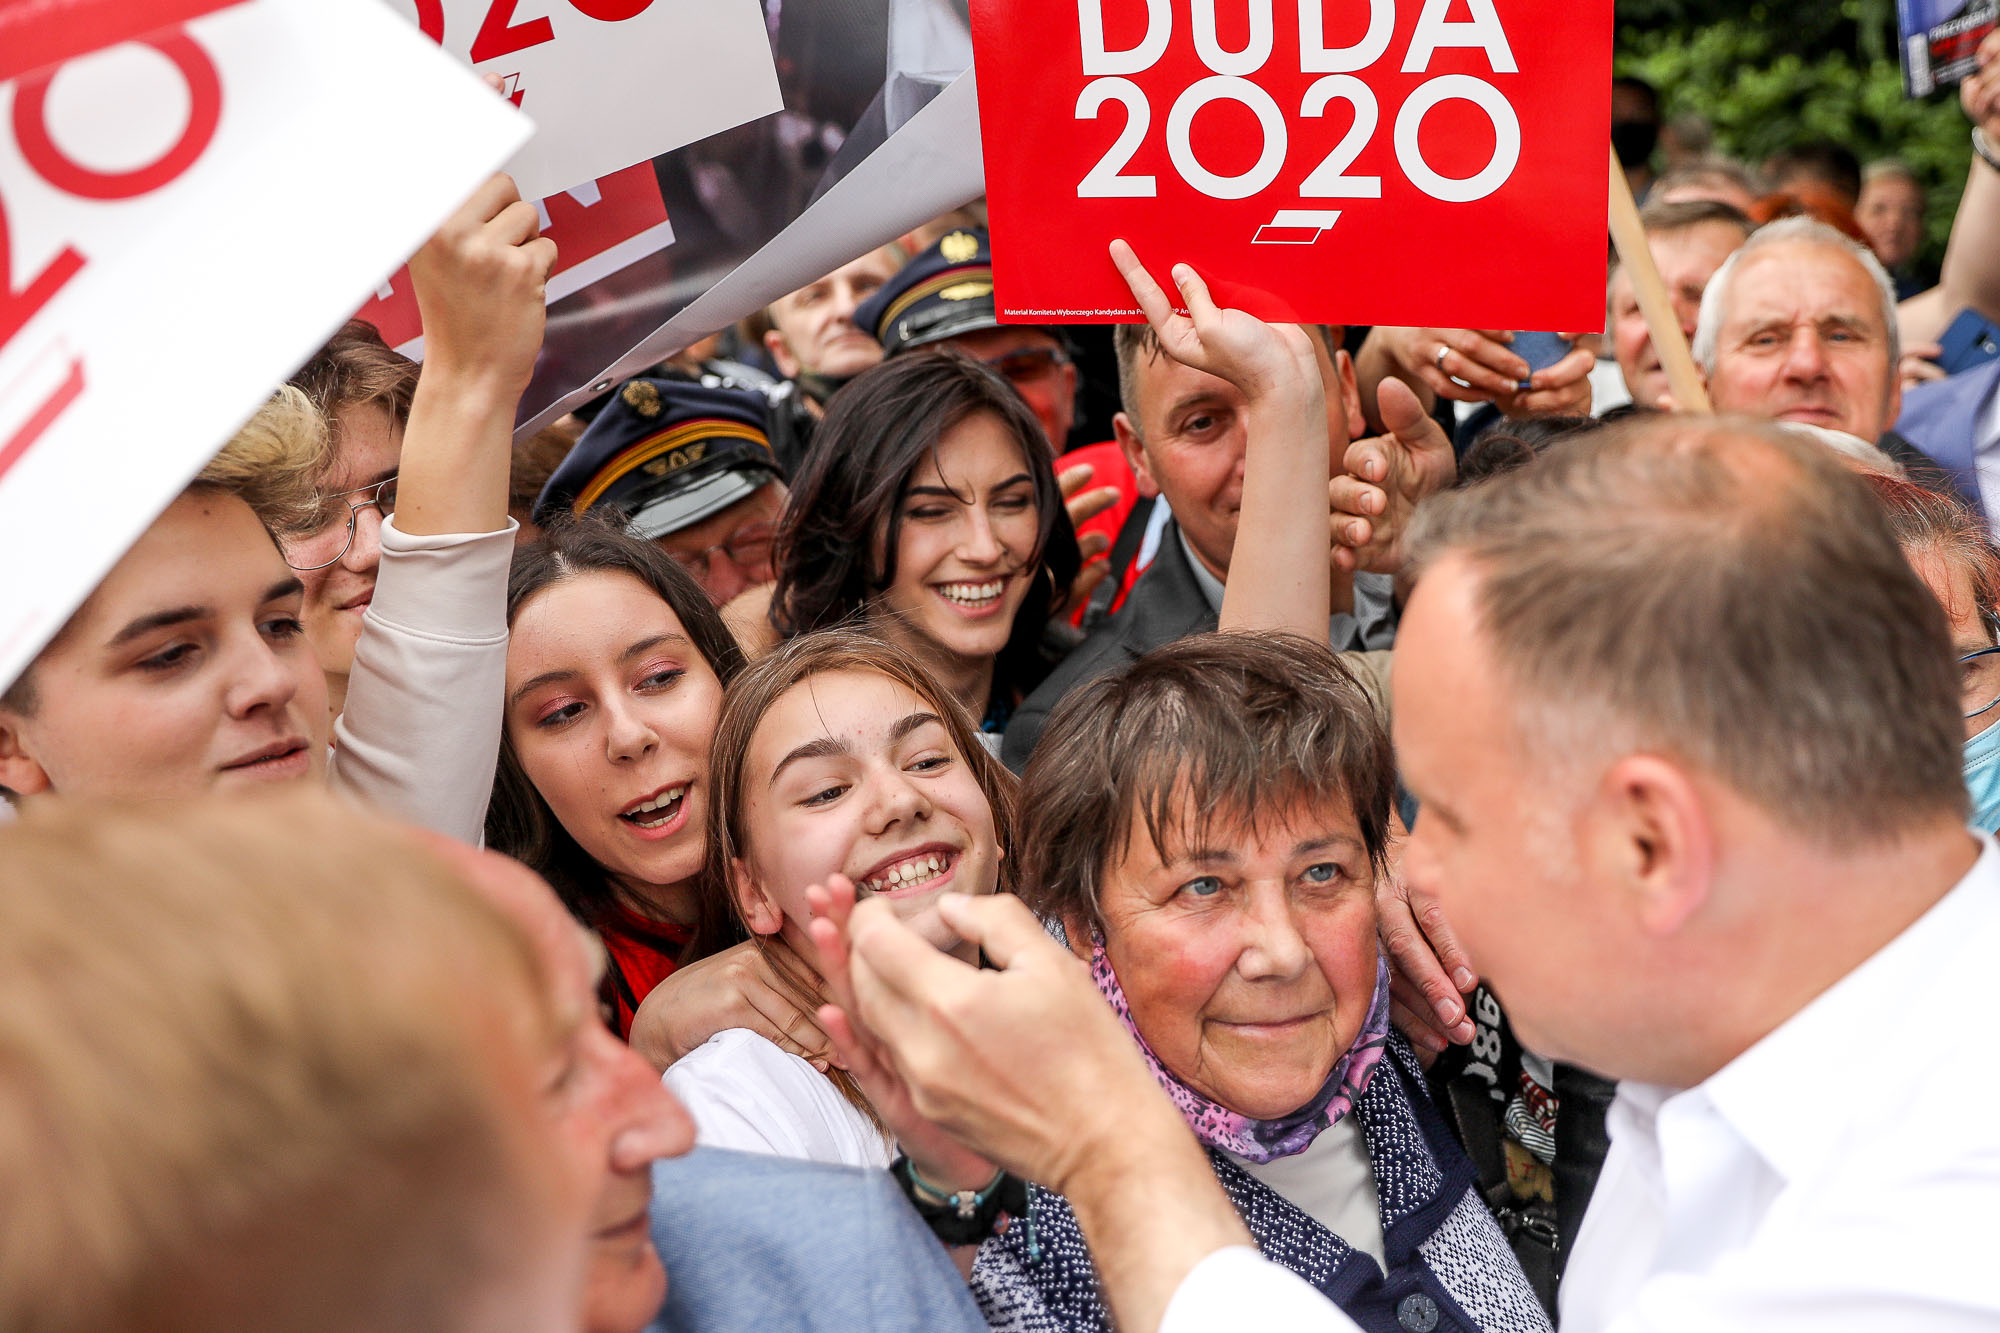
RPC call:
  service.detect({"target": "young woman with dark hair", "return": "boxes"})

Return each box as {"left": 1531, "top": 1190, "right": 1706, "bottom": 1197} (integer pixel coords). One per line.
{"left": 486, "top": 515, "right": 751, "bottom": 1038}
{"left": 769, "top": 349, "right": 1082, "bottom": 740}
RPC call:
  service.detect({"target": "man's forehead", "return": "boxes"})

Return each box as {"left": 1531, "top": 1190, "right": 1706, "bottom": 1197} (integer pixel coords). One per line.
{"left": 1135, "top": 351, "right": 1241, "bottom": 419}
{"left": 1731, "top": 243, "right": 1877, "bottom": 314}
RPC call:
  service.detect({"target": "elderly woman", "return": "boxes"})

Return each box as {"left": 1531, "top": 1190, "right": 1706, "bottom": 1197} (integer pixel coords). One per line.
{"left": 970, "top": 632, "right": 1550, "bottom": 1333}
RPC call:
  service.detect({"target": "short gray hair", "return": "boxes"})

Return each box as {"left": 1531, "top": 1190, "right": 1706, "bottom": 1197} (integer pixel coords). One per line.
{"left": 1403, "top": 414, "right": 1966, "bottom": 846}
{"left": 1692, "top": 216, "right": 1900, "bottom": 375}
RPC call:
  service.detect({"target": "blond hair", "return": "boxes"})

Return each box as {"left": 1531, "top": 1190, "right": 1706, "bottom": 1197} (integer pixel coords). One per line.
{"left": 0, "top": 791, "right": 560, "bottom": 1333}
{"left": 194, "top": 384, "right": 330, "bottom": 535}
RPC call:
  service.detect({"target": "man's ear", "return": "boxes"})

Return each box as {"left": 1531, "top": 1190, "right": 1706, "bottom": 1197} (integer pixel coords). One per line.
{"left": 730, "top": 856, "right": 787, "bottom": 936}
{"left": 1589, "top": 754, "right": 1713, "bottom": 937}
{"left": 1334, "top": 349, "right": 1367, "bottom": 443}
{"left": 1113, "top": 413, "right": 1161, "bottom": 499}
{"left": 0, "top": 712, "right": 51, "bottom": 797}
{"left": 763, "top": 327, "right": 802, "bottom": 381}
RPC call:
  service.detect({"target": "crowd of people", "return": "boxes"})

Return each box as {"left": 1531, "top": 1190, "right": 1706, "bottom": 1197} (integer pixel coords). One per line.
{"left": 7, "top": 38, "right": 2000, "bottom": 1333}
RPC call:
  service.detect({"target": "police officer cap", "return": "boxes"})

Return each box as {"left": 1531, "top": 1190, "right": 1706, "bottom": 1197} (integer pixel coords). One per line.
{"left": 855, "top": 227, "right": 1001, "bottom": 357}
{"left": 535, "top": 378, "right": 779, "bottom": 540}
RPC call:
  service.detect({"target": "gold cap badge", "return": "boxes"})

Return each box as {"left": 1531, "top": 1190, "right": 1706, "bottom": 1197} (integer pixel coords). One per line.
{"left": 939, "top": 230, "right": 979, "bottom": 263}
{"left": 622, "top": 380, "right": 664, "bottom": 418}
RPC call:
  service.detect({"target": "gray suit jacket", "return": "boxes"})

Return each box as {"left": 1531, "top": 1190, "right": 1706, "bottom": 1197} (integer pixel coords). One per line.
{"left": 1002, "top": 520, "right": 1215, "bottom": 771}
{"left": 645, "top": 1148, "right": 985, "bottom": 1333}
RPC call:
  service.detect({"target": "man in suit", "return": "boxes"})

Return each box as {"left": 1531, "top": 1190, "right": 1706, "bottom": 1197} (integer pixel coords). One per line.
{"left": 1892, "top": 356, "right": 2000, "bottom": 529}
{"left": 1002, "top": 323, "right": 1451, "bottom": 768}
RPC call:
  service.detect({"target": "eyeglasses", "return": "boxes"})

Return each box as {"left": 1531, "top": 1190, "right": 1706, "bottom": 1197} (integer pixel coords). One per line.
{"left": 1961, "top": 645, "right": 2000, "bottom": 722}
{"left": 668, "top": 522, "right": 776, "bottom": 577}
{"left": 982, "top": 346, "right": 1070, "bottom": 385}
{"left": 284, "top": 475, "right": 397, "bottom": 572}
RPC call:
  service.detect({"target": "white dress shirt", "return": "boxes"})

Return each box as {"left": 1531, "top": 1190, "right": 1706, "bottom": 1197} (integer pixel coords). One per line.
{"left": 1163, "top": 834, "right": 2000, "bottom": 1333}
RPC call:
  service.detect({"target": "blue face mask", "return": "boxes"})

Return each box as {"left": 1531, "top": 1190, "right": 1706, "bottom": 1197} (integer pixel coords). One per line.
{"left": 1965, "top": 719, "right": 2000, "bottom": 833}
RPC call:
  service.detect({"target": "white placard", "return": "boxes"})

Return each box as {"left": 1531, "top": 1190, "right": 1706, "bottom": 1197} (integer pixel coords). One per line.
{"left": 0, "top": 0, "right": 531, "bottom": 692}
{"left": 387, "top": 0, "right": 784, "bottom": 200}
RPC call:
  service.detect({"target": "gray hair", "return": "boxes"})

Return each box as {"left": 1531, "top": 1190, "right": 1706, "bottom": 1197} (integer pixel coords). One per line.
{"left": 1403, "top": 413, "right": 1966, "bottom": 846}
{"left": 1692, "top": 216, "right": 1900, "bottom": 375}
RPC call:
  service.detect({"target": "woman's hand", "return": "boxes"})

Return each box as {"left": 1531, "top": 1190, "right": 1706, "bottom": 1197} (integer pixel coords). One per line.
{"left": 1056, "top": 461, "right": 1118, "bottom": 615}
{"left": 807, "top": 876, "right": 998, "bottom": 1191}
{"left": 628, "top": 936, "right": 833, "bottom": 1074}
{"left": 1109, "top": 239, "right": 1320, "bottom": 404}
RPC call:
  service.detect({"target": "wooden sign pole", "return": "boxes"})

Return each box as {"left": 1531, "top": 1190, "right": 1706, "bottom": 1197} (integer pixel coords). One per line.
{"left": 1606, "top": 144, "right": 1712, "bottom": 413}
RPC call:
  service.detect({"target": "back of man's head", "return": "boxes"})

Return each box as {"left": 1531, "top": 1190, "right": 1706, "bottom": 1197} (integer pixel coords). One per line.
{"left": 1406, "top": 415, "right": 1966, "bottom": 845}
{"left": 0, "top": 793, "right": 574, "bottom": 1333}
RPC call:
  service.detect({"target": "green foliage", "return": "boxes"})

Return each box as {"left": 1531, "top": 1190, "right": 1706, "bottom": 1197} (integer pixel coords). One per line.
{"left": 1617, "top": 1, "right": 1976, "bottom": 269}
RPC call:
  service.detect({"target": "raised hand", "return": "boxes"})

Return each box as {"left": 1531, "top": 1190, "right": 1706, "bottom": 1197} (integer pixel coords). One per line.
{"left": 806, "top": 876, "right": 997, "bottom": 1191}
{"left": 1331, "top": 377, "right": 1457, "bottom": 577}
{"left": 1966, "top": 31, "right": 2000, "bottom": 139}
{"left": 1057, "top": 461, "right": 1118, "bottom": 615}
{"left": 407, "top": 172, "right": 556, "bottom": 398}
{"left": 1109, "top": 238, "right": 1319, "bottom": 402}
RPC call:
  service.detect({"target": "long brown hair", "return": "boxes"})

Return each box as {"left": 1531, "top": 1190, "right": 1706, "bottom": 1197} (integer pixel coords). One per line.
{"left": 694, "top": 627, "right": 1020, "bottom": 1119}
{"left": 486, "top": 515, "right": 748, "bottom": 950}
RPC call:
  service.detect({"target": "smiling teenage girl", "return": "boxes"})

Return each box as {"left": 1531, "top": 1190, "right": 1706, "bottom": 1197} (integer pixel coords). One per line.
{"left": 662, "top": 628, "right": 1017, "bottom": 1168}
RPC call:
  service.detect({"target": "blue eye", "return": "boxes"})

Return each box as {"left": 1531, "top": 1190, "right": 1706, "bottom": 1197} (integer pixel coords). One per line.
{"left": 1302, "top": 862, "right": 1340, "bottom": 884}
{"left": 1179, "top": 875, "right": 1223, "bottom": 899}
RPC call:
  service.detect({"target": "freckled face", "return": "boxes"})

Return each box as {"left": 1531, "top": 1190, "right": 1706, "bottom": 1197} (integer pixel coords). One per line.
{"left": 1095, "top": 795, "right": 1379, "bottom": 1120}
{"left": 504, "top": 572, "right": 725, "bottom": 896}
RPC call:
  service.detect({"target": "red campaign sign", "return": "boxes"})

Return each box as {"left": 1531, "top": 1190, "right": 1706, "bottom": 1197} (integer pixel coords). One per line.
{"left": 0, "top": 0, "right": 247, "bottom": 82}
{"left": 354, "top": 159, "right": 673, "bottom": 349}
{"left": 968, "top": 0, "right": 1613, "bottom": 330}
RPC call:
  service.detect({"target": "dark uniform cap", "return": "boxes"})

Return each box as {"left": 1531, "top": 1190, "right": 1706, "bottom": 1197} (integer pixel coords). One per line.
{"left": 534, "top": 378, "right": 780, "bottom": 540}
{"left": 854, "top": 227, "right": 1000, "bottom": 357}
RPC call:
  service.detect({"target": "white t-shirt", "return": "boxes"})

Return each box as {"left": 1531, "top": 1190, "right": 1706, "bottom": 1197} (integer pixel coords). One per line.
{"left": 1227, "top": 1116, "right": 1385, "bottom": 1269}
{"left": 663, "top": 1027, "right": 892, "bottom": 1169}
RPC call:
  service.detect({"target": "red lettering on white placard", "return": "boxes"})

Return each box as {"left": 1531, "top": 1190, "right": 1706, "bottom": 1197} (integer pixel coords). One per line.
{"left": 0, "top": 23, "right": 224, "bottom": 474}
{"left": 12, "top": 33, "right": 223, "bottom": 201}
{"left": 470, "top": 0, "right": 554, "bottom": 63}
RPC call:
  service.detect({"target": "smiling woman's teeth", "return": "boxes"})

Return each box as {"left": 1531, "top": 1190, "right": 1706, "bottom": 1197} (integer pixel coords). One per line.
{"left": 862, "top": 854, "right": 948, "bottom": 894}
{"left": 621, "top": 785, "right": 687, "bottom": 829}
{"left": 938, "top": 580, "right": 1003, "bottom": 607}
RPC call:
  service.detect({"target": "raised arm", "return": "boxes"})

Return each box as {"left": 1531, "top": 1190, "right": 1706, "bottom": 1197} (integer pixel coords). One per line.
{"left": 327, "top": 174, "right": 555, "bottom": 842}
{"left": 1108, "top": 240, "right": 1331, "bottom": 638}
{"left": 1939, "top": 35, "right": 2000, "bottom": 330}
{"left": 397, "top": 172, "right": 555, "bottom": 536}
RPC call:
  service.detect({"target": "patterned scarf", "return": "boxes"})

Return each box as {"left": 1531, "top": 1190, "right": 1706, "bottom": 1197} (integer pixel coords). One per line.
{"left": 1089, "top": 933, "right": 1391, "bottom": 1164}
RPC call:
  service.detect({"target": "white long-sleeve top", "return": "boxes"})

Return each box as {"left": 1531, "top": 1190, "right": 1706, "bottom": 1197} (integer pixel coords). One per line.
{"left": 327, "top": 516, "right": 515, "bottom": 844}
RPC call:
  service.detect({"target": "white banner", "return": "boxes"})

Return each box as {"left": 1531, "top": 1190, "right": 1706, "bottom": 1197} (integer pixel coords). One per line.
{"left": 0, "top": 0, "right": 531, "bottom": 692}
{"left": 389, "top": 0, "right": 784, "bottom": 201}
